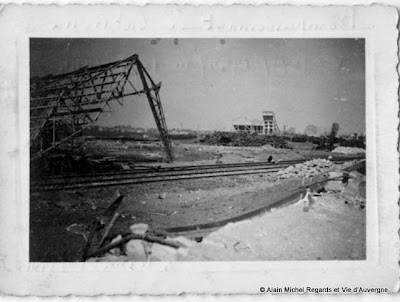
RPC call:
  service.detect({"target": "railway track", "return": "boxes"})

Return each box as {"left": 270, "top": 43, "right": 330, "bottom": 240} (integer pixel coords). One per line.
{"left": 87, "top": 159, "right": 367, "bottom": 257}
{"left": 32, "top": 156, "right": 364, "bottom": 191}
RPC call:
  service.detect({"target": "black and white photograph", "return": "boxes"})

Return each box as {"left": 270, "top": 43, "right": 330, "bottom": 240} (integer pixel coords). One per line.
{"left": 29, "top": 38, "right": 367, "bottom": 262}
{"left": 0, "top": 3, "right": 398, "bottom": 296}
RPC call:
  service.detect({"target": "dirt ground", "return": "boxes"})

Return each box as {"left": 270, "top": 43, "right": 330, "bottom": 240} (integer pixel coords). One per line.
{"left": 182, "top": 193, "right": 366, "bottom": 261}
{"left": 29, "top": 139, "right": 365, "bottom": 262}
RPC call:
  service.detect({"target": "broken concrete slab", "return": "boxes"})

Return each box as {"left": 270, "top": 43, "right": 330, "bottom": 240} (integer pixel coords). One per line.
{"left": 130, "top": 223, "right": 149, "bottom": 236}
{"left": 148, "top": 243, "right": 181, "bottom": 261}
{"left": 125, "top": 239, "right": 147, "bottom": 261}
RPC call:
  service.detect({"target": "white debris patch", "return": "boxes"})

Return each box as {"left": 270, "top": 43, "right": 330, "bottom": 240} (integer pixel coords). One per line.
{"left": 276, "top": 159, "right": 333, "bottom": 179}
{"left": 332, "top": 146, "right": 365, "bottom": 155}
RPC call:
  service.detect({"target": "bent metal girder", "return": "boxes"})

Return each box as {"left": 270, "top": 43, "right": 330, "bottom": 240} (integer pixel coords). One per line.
{"left": 30, "top": 54, "right": 174, "bottom": 162}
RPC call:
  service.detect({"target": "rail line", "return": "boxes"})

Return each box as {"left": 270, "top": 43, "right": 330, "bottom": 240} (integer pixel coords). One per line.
{"left": 38, "top": 159, "right": 304, "bottom": 181}
{"left": 40, "top": 155, "right": 364, "bottom": 180}
{"left": 90, "top": 159, "right": 367, "bottom": 252}
{"left": 38, "top": 162, "right": 296, "bottom": 185}
{"left": 32, "top": 156, "right": 364, "bottom": 191}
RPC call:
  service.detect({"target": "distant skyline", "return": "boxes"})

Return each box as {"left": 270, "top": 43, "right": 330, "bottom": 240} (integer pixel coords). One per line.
{"left": 30, "top": 38, "right": 365, "bottom": 135}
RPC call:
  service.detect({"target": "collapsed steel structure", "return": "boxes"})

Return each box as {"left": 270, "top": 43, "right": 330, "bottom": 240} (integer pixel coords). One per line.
{"left": 30, "top": 54, "right": 174, "bottom": 162}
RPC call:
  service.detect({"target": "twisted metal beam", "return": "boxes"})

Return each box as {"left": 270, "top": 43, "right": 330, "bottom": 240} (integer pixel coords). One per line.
{"left": 30, "top": 54, "right": 174, "bottom": 162}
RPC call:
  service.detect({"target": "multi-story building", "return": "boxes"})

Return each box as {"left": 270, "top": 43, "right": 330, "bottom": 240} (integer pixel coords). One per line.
{"left": 231, "top": 117, "right": 264, "bottom": 134}
{"left": 231, "top": 111, "right": 280, "bottom": 135}
{"left": 262, "top": 111, "right": 280, "bottom": 135}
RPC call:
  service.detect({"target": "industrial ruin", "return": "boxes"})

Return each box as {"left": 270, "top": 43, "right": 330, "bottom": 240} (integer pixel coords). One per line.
{"left": 232, "top": 111, "right": 280, "bottom": 135}
{"left": 30, "top": 52, "right": 366, "bottom": 263}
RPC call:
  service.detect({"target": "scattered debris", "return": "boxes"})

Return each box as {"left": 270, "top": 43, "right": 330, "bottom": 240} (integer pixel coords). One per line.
{"left": 84, "top": 200, "right": 97, "bottom": 210}
{"left": 276, "top": 158, "right": 333, "bottom": 179}
{"left": 199, "top": 132, "right": 291, "bottom": 149}
{"left": 292, "top": 188, "right": 317, "bottom": 212}
{"left": 108, "top": 235, "right": 122, "bottom": 256}
{"left": 332, "top": 146, "right": 365, "bottom": 155}
{"left": 66, "top": 223, "right": 89, "bottom": 241}
{"left": 158, "top": 192, "right": 167, "bottom": 199}
{"left": 99, "top": 212, "right": 121, "bottom": 247}
{"left": 81, "top": 195, "right": 125, "bottom": 261}
{"left": 147, "top": 211, "right": 167, "bottom": 216}
{"left": 31, "top": 134, "right": 366, "bottom": 262}
{"left": 130, "top": 223, "right": 149, "bottom": 235}
{"left": 87, "top": 230, "right": 186, "bottom": 261}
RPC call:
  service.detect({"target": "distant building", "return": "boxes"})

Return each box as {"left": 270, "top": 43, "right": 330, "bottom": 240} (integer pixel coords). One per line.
{"left": 170, "top": 129, "right": 191, "bottom": 135}
{"left": 231, "top": 116, "right": 264, "bottom": 134}
{"left": 262, "top": 111, "right": 280, "bottom": 135}
{"left": 231, "top": 111, "right": 281, "bottom": 135}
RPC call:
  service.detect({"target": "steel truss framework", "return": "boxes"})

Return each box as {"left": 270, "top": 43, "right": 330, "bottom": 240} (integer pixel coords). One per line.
{"left": 30, "top": 54, "right": 174, "bottom": 162}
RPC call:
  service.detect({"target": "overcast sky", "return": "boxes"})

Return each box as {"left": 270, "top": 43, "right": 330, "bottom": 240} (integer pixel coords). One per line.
{"left": 30, "top": 38, "right": 365, "bottom": 135}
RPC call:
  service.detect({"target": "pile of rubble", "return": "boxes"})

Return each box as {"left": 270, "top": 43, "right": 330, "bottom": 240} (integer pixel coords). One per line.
{"left": 332, "top": 146, "right": 366, "bottom": 155}
{"left": 199, "top": 132, "right": 291, "bottom": 149}
{"left": 87, "top": 223, "right": 192, "bottom": 262}
{"left": 276, "top": 158, "right": 333, "bottom": 179}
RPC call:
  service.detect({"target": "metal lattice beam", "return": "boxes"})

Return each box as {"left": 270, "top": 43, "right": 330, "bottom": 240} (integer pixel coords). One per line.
{"left": 30, "top": 54, "right": 174, "bottom": 162}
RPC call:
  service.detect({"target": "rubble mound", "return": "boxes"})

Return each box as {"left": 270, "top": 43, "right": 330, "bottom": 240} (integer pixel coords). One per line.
{"left": 199, "top": 132, "right": 291, "bottom": 149}
{"left": 332, "top": 146, "right": 365, "bottom": 155}
{"left": 276, "top": 158, "right": 333, "bottom": 179}
{"left": 87, "top": 224, "right": 192, "bottom": 262}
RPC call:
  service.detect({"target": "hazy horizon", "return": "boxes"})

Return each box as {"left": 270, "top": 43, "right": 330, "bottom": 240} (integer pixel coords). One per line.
{"left": 30, "top": 38, "right": 365, "bottom": 136}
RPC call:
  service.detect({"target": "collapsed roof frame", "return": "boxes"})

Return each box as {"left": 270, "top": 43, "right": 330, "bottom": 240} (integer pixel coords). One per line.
{"left": 30, "top": 54, "right": 174, "bottom": 162}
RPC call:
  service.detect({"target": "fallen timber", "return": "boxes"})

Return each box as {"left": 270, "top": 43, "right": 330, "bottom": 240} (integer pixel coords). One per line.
{"left": 32, "top": 156, "right": 364, "bottom": 191}
{"left": 87, "top": 233, "right": 184, "bottom": 259}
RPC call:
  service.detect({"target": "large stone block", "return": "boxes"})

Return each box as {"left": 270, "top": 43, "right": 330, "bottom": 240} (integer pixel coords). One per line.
{"left": 126, "top": 239, "right": 147, "bottom": 261}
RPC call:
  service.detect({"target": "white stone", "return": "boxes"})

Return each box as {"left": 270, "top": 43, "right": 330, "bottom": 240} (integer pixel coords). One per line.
{"left": 108, "top": 235, "right": 122, "bottom": 256}
{"left": 149, "top": 243, "right": 179, "bottom": 261}
{"left": 171, "top": 236, "right": 196, "bottom": 247}
{"left": 125, "top": 239, "right": 147, "bottom": 261}
{"left": 130, "top": 223, "right": 148, "bottom": 235}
